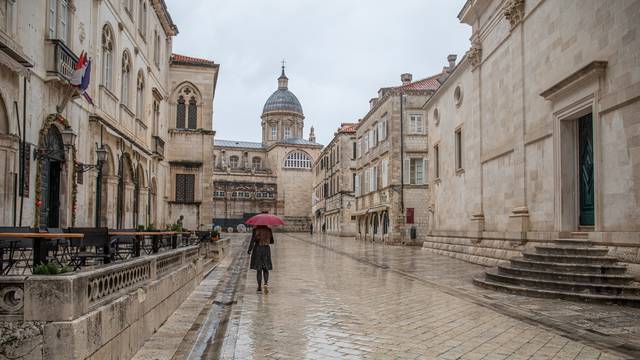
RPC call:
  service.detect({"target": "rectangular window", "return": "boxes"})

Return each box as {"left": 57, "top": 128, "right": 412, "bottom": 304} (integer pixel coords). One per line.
{"left": 213, "top": 191, "right": 225, "bottom": 198}
{"left": 377, "top": 120, "right": 387, "bottom": 142}
{"left": 175, "top": 174, "right": 195, "bottom": 202}
{"left": 352, "top": 142, "right": 356, "bottom": 159}
{"left": 59, "top": 0, "right": 68, "bottom": 43}
{"left": 370, "top": 123, "right": 378, "bottom": 148}
{"left": 434, "top": 144, "right": 440, "bottom": 179}
{"left": 271, "top": 126, "right": 277, "bottom": 140}
{"left": 405, "top": 158, "right": 426, "bottom": 185}
{"left": 354, "top": 174, "right": 360, "bottom": 196}
{"left": 381, "top": 159, "right": 388, "bottom": 188}
{"left": 371, "top": 166, "right": 377, "bottom": 192}
{"left": 364, "top": 132, "right": 369, "bottom": 153}
{"left": 284, "top": 127, "right": 291, "bottom": 139}
{"left": 357, "top": 139, "right": 362, "bottom": 158}
{"left": 455, "top": 128, "right": 463, "bottom": 171}
{"left": 409, "top": 114, "right": 424, "bottom": 134}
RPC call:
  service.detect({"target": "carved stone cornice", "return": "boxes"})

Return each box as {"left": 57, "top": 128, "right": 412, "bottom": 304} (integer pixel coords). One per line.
{"left": 504, "top": 0, "right": 525, "bottom": 30}
{"left": 468, "top": 35, "right": 483, "bottom": 70}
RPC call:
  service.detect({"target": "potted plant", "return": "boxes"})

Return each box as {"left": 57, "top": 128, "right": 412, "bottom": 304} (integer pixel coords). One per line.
{"left": 211, "top": 229, "right": 220, "bottom": 241}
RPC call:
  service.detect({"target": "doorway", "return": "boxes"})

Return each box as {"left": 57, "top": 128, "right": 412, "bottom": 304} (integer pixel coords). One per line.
{"left": 578, "top": 114, "right": 594, "bottom": 226}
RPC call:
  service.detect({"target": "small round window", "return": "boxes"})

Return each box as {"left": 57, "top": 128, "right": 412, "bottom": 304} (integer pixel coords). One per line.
{"left": 454, "top": 86, "right": 463, "bottom": 107}
{"left": 433, "top": 108, "right": 440, "bottom": 126}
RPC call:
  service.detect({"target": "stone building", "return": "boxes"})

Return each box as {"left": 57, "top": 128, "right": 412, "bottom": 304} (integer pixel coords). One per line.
{"left": 0, "top": 0, "right": 217, "bottom": 230}
{"left": 353, "top": 60, "right": 454, "bottom": 243}
{"left": 212, "top": 67, "right": 322, "bottom": 231}
{"left": 422, "top": 0, "right": 640, "bottom": 278}
{"left": 311, "top": 123, "right": 358, "bottom": 236}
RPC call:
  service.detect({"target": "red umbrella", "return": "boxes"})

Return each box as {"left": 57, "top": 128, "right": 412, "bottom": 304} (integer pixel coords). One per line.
{"left": 245, "top": 213, "right": 286, "bottom": 226}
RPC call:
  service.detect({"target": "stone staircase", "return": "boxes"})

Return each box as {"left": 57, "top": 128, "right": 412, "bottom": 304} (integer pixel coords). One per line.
{"left": 473, "top": 233, "right": 640, "bottom": 307}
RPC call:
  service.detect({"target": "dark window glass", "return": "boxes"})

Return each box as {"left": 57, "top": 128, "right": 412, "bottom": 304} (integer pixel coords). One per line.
{"left": 188, "top": 96, "right": 197, "bottom": 129}
{"left": 176, "top": 174, "right": 195, "bottom": 202}
{"left": 176, "top": 96, "right": 186, "bottom": 128}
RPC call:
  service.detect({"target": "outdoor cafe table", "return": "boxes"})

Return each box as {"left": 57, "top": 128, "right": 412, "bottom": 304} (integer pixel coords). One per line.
{"left": 0, "top": 232, "right": 84, "bottom": 268}
{"left": 109, "top": 231, "right": 177, "bottom": 257}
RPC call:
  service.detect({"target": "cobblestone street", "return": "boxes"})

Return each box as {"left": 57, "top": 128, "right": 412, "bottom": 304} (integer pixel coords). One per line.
{"left": 216, "top": 234, "right": 640, "bottom": 360}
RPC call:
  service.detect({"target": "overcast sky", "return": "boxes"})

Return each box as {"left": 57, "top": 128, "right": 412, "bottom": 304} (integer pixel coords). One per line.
{"left": 165, "top": 0, "right": 471, "bottom": 145}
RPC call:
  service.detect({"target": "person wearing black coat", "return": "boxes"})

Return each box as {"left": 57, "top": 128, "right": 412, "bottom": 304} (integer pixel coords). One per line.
{"left": 247, "top": 225, "right": 274, "bottom": 292}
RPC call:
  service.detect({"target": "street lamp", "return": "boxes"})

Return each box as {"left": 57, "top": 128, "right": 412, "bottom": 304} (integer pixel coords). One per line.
{"left": 61, "top": 126, "right": 77, "bottom": 148}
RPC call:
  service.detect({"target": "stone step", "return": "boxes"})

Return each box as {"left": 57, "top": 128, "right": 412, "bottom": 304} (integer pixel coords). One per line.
{"left": 522, "top": 251, "right": 618, "bottom": 265}
{"left": 554, "top": 238, "right": 593, "bottom": 246}
{"left": 485, "top": 270, "right": 640, "bottom": 296}
{"left": 534, "top": 245, "right": 609, "bottom": 256}
{"left": 497, "top": 264, "right": 634, "bottom": 285}
{"left": 473, "top": 276, "right": 640, "bottom": 308}
{"left": 571, "top": 231, "right": 590, "bottom": 239}
{"left": 510, "top": 257, "right": 628, "bottom": 275}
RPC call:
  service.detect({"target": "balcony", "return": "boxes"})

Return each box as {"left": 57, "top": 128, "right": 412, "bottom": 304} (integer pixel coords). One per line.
{"left": 46, "top": 39, "right": 78, "bottom": 82}
{"left": 153, "top": 135, "right": 165, "bottom": 159}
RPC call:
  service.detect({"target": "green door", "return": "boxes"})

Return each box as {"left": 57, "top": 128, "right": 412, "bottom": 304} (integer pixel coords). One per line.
{"left": 578, "top": 114, "right": 595, "bottom": 226}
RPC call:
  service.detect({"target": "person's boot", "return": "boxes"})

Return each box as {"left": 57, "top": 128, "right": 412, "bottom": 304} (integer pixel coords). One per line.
{"left": 257, "top": 286, "right": 262, "bottom": 292}
{"left": 263, "top": 283, "right": 268, "bottom": 293}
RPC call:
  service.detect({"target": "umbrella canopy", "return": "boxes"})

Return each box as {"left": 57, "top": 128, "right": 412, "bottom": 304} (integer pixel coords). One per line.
{"left": 245, "top": 213, "right": 286, "bottom": 226}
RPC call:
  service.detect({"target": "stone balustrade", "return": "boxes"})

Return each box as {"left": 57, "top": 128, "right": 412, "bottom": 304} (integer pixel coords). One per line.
{"left": 0, "top": 239, "right": 232, "bottom": 359}
{"left": 0, "top": 245, "right": 202, "bottom": 323}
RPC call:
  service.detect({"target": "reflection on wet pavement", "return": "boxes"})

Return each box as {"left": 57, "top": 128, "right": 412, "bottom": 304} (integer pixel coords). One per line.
{"left": 221, "top": 234, "right": 628, "bottom": 360}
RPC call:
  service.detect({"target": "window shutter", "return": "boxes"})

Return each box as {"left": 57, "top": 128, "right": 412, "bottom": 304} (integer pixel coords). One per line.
{"left": 176, "top": 96, "right": 186, "bottom": 128}
{"left": 417, "top": 115, "right": 423, "bottom": 133}
{"left": 403, "top": 158, "right": 410, "bottom": 185}
{"left": 373, "top": 166, "right": 377, "bottom": 191}
{"left": 423, "top": 159, "right": 428, "bottom": 184}
{"left": 381, "top": 159, "right": 388, "bottom": 188}
{"left": 48, "top": 0, "right": 57, "bottom": 38}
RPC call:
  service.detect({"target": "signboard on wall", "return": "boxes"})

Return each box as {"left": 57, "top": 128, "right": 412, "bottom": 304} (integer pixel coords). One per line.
{"left": 406, "top": 207, "right": 414, "bottom": 224}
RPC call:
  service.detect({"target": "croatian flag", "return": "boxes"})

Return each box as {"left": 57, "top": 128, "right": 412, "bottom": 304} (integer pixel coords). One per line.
{"left": 71, "top": 51, "right": 94, "bottom": 105}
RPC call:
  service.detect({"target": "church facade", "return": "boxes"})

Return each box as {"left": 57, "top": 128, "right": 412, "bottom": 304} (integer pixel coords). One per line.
{"left": 212, "top": 68, "right": 321, "bottom": 231}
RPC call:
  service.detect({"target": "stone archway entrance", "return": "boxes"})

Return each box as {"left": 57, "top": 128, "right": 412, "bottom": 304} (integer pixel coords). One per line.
{"left": 39, "top": 126, "right": 65, "bottom": 228}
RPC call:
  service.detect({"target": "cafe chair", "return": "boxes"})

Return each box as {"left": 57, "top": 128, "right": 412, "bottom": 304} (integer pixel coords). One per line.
{"left": 67, "top": 227, "right": 111, "bottom": 270}
{"left": 0, "top": 226, "right": 35, "bottom": 275}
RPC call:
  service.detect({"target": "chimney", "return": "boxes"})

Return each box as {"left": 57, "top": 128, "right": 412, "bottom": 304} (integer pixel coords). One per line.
{"left": 401, "top": 73, "right": 413, "bottom": 85}
{"left": 447, "top": 54, "right": 457, "bottom": 72}
{"left": 369, "top": 97, "right": 378, "bottom": 109}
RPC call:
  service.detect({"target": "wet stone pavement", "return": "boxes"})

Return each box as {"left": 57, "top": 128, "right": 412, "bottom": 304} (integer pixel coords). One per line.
{"left": 217, "top": 234, "right": 640, "bottom": 360}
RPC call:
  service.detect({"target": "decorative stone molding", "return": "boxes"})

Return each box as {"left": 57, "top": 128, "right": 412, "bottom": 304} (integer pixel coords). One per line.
{"left": 503, "top": 0, "right": 525, "bottom": 29}
{"left": 468, "top": 36, "right": 483, "bottom": 70}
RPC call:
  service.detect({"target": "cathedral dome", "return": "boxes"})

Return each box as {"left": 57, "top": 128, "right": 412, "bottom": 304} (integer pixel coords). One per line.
{"left": 262, "top": 66, "right": 303, "bottom": 115}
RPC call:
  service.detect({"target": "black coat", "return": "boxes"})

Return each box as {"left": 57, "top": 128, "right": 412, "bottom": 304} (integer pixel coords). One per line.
{"left": 248, "top": 231, "right": 274, "bottom": 270}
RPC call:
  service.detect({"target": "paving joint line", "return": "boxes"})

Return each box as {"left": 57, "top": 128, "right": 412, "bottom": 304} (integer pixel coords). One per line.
{"left": 286, "top": 234, "right": 638, "bottom": 359}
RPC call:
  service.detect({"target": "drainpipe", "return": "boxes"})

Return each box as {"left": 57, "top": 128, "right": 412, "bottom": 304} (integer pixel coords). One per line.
{"left": 12, "top": 101, "right": 20, "bottom": 226}
{"left": 399, "top": 92, "right": 405, "bottom": 213}
{"left": 19, "top": 76, "right": 27, "bottom": 227}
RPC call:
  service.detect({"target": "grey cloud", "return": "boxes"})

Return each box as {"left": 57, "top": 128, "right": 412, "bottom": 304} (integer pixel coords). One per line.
{"left": 166, "top": 0, "right": 471, "bottom": 145}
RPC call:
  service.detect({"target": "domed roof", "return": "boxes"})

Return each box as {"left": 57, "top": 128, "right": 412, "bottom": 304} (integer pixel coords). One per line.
{"left": 262, "top": 66, "right": 303, "bottom": 115}
{"left": 262, "top": 89, "right": 303, "bottom": 114}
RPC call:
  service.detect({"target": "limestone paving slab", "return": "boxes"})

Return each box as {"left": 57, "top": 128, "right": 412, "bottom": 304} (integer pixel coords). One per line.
{"left": 221, "top": 233, "right": 634, "bottom": 359}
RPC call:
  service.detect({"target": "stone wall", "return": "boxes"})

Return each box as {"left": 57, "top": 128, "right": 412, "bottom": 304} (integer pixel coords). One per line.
{"left": 423, "top": 0, "right": 640, "bottom": 278}
{"left": 0, "top": 241, "right": 231, "bottom": 359}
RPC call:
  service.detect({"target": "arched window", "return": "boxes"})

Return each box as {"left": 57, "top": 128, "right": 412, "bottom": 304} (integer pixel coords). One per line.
{"left": 153, "top": 31, "right": 160, "bottom": 66}
{"left": 188, "top": 96, "right": 197, "bottom": 129}
{"left": 175, "top": 86, "right": 199, "bottom": 129}
{"left": 101, "top": 25, "right": 113, "bottom": 89}
{"left": 176, "top": 96, "right": 185, "bottom": 128}
{"left": 136, "top": 71, "right": 144, "bottom": 119}
{"left": 121, "top": 51, "right": 131, "bottom": 106}
{"left": 284, "top": 151, "right": 312, "bottom": 169}
{"left": 138, "top": 1, "right": 147, "bottom": 37}
{"left": 252, "top": 157, "right": 262, "bottom": 170}
{"left": 229, "top": 156, "right": 239, "bottom": 169}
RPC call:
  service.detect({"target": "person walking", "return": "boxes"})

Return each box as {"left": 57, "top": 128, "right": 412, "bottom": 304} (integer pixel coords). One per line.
{"left": 247, "top": 225, "right": 274, "bottom": 292}
{"left": 309, "top": 223, "right": 314, "bottom": 235}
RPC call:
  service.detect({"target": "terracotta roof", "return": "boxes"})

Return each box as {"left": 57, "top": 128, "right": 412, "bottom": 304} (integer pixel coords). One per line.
{"left": 395, "top": 74, "right": 441, "bottom": 91}
{"left": 170, "top": 53, "right": 217, "bottom": 67}
{"left": 338, "top": 123, "right": 358, "bottom": 133}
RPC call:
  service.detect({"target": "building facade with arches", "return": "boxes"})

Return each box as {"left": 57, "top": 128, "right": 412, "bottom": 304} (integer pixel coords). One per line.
{"left": 212, "top": 67, "right": 322, "bottom": 231}
{"left": 0, "top": 0, "right": 218, "bottom": 231}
